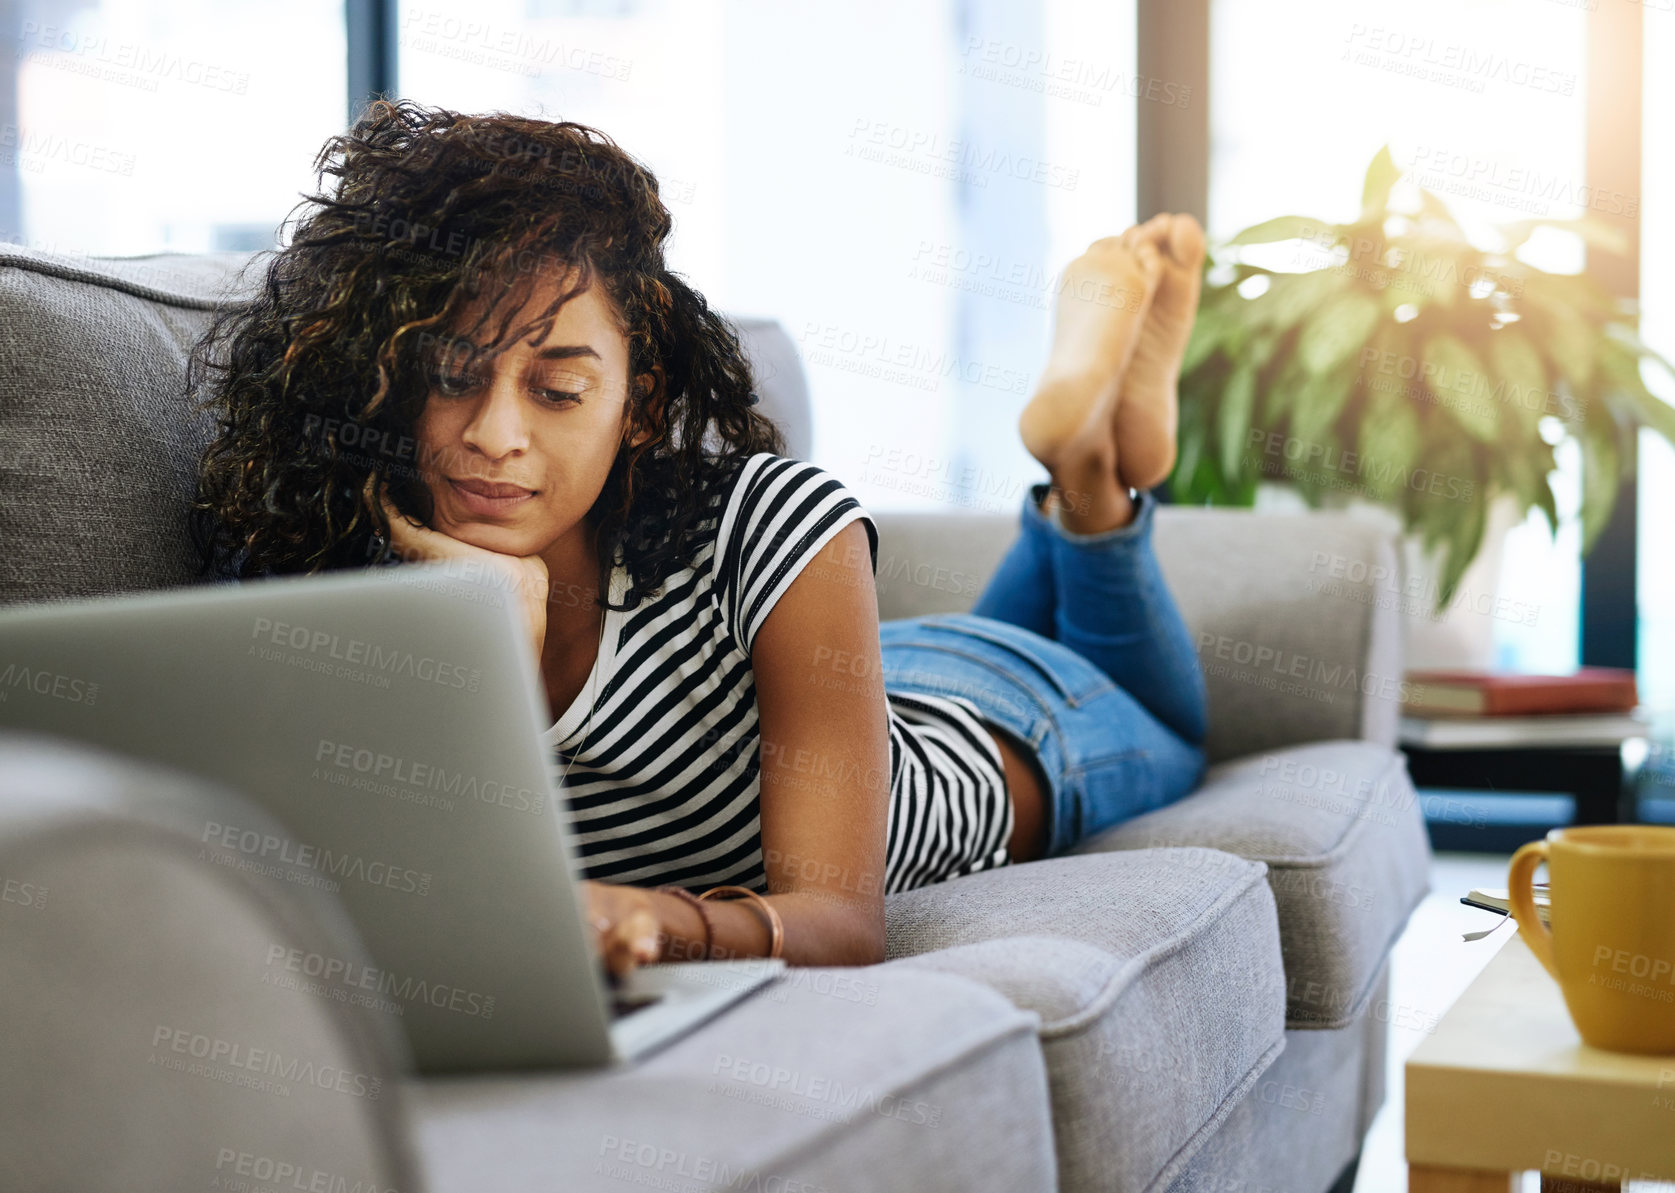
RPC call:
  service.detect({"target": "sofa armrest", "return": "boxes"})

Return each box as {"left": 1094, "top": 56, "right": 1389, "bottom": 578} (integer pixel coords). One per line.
{"left": 0, "top": 730, "right": 421, "bottom": 1193}
{"left": 869, "top": 505, "right": 1403, "bottom": 761}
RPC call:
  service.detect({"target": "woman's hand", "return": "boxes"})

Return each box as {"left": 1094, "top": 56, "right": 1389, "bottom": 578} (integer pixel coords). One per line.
{"left": 581, "top": 880, "right": 663, "bottom": 979}
{"left": 362, "top": 474, "right": 551, "bottom": 662}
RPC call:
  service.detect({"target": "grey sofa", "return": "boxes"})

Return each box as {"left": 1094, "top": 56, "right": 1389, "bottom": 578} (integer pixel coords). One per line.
{"left": 0, "top": 242, "right": 1432, "bottom": 1193}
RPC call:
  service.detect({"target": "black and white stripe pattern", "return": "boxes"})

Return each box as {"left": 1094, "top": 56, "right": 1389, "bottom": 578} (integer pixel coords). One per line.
{"left": 548, "top": 452, "right": 1013, "bottom": 896}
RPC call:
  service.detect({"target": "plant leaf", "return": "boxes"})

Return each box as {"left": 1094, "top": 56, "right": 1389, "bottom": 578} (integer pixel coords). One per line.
{"left": 1577, "top": 417, "right": 1620, "bottom": 555}
{"left": 1356, "top": 383, "right": 1421, "bottom": 502}
{"left": 1181, "top": 302, "right": 1228, "bottom": 375}
{"left": 1289, "top": 358, "right": 1361, "bottom": 449}
{"left": 1543, "top": 307, "right": 1598, "bottom": 391}
{"left": 1360, "top": 145, "right": 1401, "bottom": 218}
{"left": 1171, "top": 387, "right": 1209, "bottom": 500}
{"left": 1218, "top": 359, "right": 1259, "bottom": 479}
{"left": 1228, "top": 215, "right": 1329, "bottom": 248}
{"left": 1264, "top": 348, "right": 1311, "bottom": 422}
{"left": 1255, "top": 268, "right": 1349, "bottom": 331}
{"left": 1296, "top": 291, "right": 1384, "bottom": 376}
{"left": 1424, "top": 334, "right": 1498, "bottom": 440}
{"left": 1437, "top": 483, "right": 1489, "bottom": 606}
{"left": 1485, "top": 327, "right": 1550, "bottom": 436}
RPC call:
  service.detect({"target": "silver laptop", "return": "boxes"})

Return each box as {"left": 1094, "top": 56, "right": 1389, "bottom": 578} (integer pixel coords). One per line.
{"left": 0, "top": 561, "right": 782, "bottom": 1073}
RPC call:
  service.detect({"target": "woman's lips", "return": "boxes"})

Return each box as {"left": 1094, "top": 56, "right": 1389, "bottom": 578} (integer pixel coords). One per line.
{"left": 448, "top": 476, "right": 536, "bottom": 517}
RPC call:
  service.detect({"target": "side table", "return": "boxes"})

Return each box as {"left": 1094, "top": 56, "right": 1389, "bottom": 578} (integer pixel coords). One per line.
{"left": 1398, "top": 715, "right": 1649, "bottom": 826}
{"left": 1405, "top": 933, "right": 1675, "bottom": 1190}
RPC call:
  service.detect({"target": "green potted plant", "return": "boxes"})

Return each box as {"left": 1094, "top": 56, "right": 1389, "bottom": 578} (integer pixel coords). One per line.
{"left": 1171, "top": 145, "right": 1675, "bottom": 607}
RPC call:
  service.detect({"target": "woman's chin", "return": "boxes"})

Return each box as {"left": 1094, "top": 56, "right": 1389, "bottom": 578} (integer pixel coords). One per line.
{"left": 444, "top": 519, "right": 531, "bottom": 554}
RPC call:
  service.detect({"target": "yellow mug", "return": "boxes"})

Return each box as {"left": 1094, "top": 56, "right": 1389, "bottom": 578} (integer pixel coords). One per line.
{"left": 1508, "top": 825, "right": 1675, "bottom": 1054}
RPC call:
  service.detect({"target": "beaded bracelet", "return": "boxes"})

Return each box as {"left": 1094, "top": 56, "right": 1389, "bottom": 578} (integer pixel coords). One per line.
{"left": 655, "top": 885, "right": 714, "bottom": 962}
{"left": 699, "top": 885, "right": 785, "bottom": 960}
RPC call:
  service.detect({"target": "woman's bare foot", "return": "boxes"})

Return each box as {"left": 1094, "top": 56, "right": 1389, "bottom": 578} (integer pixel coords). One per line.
{"left": 1018, "top": 235, "right": 1163, "bottom": 533}
{"left": 1112, "top": 213, "right": 1205, "bottom": 491}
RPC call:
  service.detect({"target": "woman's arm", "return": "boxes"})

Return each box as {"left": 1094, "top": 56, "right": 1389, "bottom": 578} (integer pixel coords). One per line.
{"left": 586, "top": 518, "right": 891, "bottom": 971}
{"left": 739, "top": 516, "right": 891, "bottom": 963}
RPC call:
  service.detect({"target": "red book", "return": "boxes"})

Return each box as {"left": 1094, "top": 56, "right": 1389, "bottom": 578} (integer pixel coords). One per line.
{"left": 1403, "top": 668, "right": 1639, "bottom": 717}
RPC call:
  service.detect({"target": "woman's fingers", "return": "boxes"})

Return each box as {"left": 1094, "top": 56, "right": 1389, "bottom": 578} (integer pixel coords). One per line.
{"left": 360, "top": 471, "right": 550, "bottom": 660}
{"left": 365, "top": 475, "right": 453, "bottom": 564}
{"left": 582, "top": 883, "right": 664, "bottom": 978}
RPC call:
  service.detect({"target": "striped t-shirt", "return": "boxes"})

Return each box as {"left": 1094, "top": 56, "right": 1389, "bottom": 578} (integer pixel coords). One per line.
{"left": 547, "top": 452, "right": 1013, "bottom": 896}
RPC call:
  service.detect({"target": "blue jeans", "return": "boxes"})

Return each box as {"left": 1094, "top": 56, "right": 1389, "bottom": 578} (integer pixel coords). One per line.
{"left": 878, "top": 485, "right": 1208, "bottom": 857}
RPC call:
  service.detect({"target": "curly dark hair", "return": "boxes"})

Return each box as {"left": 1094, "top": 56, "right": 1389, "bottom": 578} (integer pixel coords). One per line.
{"left": 187, "top": 97, "right": 786, "bottom": 611}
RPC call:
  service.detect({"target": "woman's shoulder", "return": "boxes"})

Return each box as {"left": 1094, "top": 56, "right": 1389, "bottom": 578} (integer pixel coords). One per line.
{"left": 717, "top": 451, "right": 869, "bottom": 515}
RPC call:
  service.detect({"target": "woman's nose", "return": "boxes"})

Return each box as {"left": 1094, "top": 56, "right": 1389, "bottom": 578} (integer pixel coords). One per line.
{"left": 460, "top": 372, "right": 530, "bottom": 459}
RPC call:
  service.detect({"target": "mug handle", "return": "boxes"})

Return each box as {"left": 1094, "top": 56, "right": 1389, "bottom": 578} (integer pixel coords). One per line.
{"left": 1508, "top": 840, "right": 1557, "bottom": 980}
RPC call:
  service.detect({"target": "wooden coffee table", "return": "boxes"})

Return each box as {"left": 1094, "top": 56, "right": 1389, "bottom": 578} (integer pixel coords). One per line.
{"left": 1405, "top": 933, "right": 1675, "bottom": 1190}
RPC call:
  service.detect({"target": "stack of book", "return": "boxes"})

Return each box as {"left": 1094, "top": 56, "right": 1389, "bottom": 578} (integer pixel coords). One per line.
{"left": 1462, "top": 884, "right": 1550, "bottom": 925}
{"left": 1400, "top": 669, "right": 1644, "bottom": 749}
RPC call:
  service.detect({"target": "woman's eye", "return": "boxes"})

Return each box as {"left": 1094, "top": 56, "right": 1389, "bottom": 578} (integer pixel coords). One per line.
{"left": 538, "top": 390, "right": 583, "bottom": 408}
{"left": 430, "top": 366, "right": 480, "bottom": 396}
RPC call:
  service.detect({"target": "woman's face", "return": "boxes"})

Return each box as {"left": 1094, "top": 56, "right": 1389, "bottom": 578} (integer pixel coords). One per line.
{"left": 411, "top": 265, "right": 646, "bottom": 559}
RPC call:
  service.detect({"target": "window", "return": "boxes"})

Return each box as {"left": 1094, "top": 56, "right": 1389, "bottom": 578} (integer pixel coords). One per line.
{"left": 5, "top": 0, "right": 345, "bottom": 255}
{"left": 1208, "top": 0, "right": 1591, "bottom": 673}
{"left": 397, "top": 0, "right": 1137, "bottom": 513}
{"left": 1637, "top": 9, "right": 1674, "bottom": 730}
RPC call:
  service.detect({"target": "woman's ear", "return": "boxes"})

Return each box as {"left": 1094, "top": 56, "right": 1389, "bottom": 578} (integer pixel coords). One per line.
{"left": 626, "top": 365, "right": 666, "bottom": 448}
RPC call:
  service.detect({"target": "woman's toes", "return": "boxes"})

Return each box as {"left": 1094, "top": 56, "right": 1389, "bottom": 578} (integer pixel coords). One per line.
{"left": 1112, "top": 212, "right": 1205, "bottom": 490}
{"left": 1019, "top": 236, "right": 1160, "bottom": 471}
{"left": 1163, "top": 213, "right": 1206, "bottom": 272}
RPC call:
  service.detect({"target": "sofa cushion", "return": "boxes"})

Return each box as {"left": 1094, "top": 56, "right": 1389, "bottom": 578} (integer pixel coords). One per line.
{"left": 1166, "top": 962, "right": 1391, "bottom": 1193}
{"left": 866, "top": 502, "right": 1405, "bottom": 759}
{"left": 883, "top": 849, "right": 1286, "bottom": 1193}
{"left": 0, "top": 730, "right": 419, "bottom": 1193}
{"left": 0, "top": 244, "right": 251, "bottom": 606}
{"left": 0, "top": 242, "right": 814, "bottom": 610}
{"left": 1073, "top": 740, "right": 1431, "bottom": 1029}
{"left": 411, "top": 967, "right": 1053, "bottom": 1193}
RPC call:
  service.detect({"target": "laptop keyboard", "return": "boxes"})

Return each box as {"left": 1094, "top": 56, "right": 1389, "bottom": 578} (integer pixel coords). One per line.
{"left": 609, "top": 990, "right": 664, "bottom": 1019}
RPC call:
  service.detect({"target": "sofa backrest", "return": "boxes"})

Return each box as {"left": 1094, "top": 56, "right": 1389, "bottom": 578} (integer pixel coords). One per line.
{"left": 0, "top": 243, "right": 813, "bottom": 609}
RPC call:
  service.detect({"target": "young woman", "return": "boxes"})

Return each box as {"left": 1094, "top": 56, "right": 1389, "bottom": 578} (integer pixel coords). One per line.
{"left": 189, "top": 99, "right": 1209, "bottom": 979}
